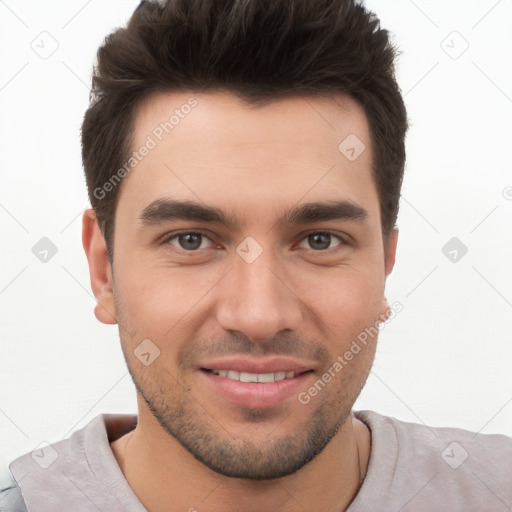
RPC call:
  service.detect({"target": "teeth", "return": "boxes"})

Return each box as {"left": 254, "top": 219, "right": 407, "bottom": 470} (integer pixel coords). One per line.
{"left": 210, "top": 370, "right": 296, "bottom": 382}
{"left": 240, "top": 372, "right": 258, "bottom": 383}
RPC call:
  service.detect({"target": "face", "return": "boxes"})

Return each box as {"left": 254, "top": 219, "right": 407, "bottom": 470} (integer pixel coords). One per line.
{"left": 87, "top": 91, "right": 397, "bottom": 479}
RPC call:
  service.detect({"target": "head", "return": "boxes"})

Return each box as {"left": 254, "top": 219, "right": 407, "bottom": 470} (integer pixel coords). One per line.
{"left": 82, "top": 0, "right": 406, "bottom": 479}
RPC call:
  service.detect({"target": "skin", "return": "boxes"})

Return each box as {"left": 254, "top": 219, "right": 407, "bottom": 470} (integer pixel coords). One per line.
{"left": 83, "top": 91, "right": 398, "bottom": 511}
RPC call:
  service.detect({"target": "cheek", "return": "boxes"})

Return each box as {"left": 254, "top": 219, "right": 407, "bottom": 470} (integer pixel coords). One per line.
{"left": 113, "top": 263, "right": 215, "bottom": 344}
{"left": 295, "top": 264, "right": 385, "bottom": 336}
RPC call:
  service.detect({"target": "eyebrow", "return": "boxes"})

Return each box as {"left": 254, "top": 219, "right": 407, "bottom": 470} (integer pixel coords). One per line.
{"left": 138, "top": 198, "right": 368, "bottom": 230}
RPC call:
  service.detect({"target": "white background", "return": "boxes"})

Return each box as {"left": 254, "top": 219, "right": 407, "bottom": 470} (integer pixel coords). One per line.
{"left": 1, "top": 0, "right": 511, "bottom": 470}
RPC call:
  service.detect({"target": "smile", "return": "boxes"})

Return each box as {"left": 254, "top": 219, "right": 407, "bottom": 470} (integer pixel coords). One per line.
{"left": 200, "top": 366, "right": 315, "bottom": 408}
{"left": 204, "top": 369, "right": 296, "bottom": 382}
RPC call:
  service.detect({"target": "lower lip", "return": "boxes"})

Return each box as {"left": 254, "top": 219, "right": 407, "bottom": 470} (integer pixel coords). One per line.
{"left": 200, "top": 370, "right": 313, "bottom": 409}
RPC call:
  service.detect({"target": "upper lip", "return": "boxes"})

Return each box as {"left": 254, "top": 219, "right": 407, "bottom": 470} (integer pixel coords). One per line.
{"left": 199, "top": 356, "right": 315, "bottom": 374}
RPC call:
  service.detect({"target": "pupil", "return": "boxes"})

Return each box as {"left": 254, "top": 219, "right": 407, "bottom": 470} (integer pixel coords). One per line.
{"left": 310, "top": 233, "right": 330, "bottom": 250}
{"left": 180, "top": 233, "right": 201, "bottom": 250}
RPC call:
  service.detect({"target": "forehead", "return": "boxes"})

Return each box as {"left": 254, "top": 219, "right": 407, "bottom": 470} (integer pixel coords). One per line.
{"left": 133, "top": 90, "right": 369, "bottom": 158}
{"left": 117, "top": 90, "right": 379, "bottom": 229}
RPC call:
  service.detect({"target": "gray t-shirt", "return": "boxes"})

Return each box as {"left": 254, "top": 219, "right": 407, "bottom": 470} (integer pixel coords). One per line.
{"left": 2, "top": 410, "right": 511, "bottom": 511}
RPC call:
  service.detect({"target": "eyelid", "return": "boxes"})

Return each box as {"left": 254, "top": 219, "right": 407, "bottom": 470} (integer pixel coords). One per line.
{"left": 159, "top": 229, "right": 350, "bottom": 252}
{"left": 159, "top": 229, "right": 216, "bottom": 248}
{"left": 295, "top": 230, "right": 349, "bottom": 251}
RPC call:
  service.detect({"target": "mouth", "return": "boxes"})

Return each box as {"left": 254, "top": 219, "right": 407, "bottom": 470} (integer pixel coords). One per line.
{"left": 198, "top": 359, "right": 315, "bottom": 408}
{"left": 201, "top": 368, "right": 302, "bottom": 382}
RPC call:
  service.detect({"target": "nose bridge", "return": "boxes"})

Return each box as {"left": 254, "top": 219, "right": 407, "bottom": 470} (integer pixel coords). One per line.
{"left": 215, "top": 246, "right": 303, "bottom": 340}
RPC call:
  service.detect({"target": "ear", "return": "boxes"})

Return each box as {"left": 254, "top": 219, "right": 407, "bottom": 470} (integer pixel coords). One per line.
{"left": 379, "top": 227, "right": 399, "bottom": 322}
{"left": 384, "top": 227, "right": 398, "bottom": 277}
{"left": 82, "top": 209, "right": 117, "bottom": 324}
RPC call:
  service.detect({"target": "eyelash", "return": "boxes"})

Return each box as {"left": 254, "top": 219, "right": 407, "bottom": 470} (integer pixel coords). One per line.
{"left": 160, "top": 230, "right": 349, "bottom": 254}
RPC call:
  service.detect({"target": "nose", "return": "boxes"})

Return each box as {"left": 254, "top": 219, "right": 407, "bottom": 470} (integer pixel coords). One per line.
{"left": 215, "top": 248, "right": 304, "bottom": 341}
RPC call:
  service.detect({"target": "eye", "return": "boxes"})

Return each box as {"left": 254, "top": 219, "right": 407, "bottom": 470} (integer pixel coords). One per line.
{"left": 297, "top": 232, "right": 344, "bottom": 251}
{"left": 166, "top": 232, "right": 213, "bottom": 251}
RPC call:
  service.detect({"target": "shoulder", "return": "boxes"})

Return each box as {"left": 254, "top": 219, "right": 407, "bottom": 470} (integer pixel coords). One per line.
{"left": 0, "top": 467, "right": 27, "bottom": 512}
{"left": 352, "top": 410, "right": 512, "bottom": 511}
{"left": 357, "top": 409, "right": 512, "bottom": 461}
{"left": 5, "top": 413, "right": 139, "bottom": 511}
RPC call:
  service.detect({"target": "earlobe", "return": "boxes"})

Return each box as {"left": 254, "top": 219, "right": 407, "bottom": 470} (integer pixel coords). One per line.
{"left": 82, "top": 209, "right": 118, "bottom": 325}
{"left": 379, "top": 296, "right": 391, "bottom": 323}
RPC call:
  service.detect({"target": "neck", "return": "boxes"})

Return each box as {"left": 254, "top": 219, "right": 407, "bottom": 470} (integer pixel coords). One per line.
{"left": 111, "top": 410, "right": 370, "bottom": 512}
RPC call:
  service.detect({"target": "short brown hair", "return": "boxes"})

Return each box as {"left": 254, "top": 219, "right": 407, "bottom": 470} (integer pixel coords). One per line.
{"left": 81, "top": 0, "right": 407, "bottom": 260}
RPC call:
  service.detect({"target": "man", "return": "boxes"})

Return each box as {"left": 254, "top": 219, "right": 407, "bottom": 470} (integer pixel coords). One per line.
{"left": 1, "top": 0, "right": 510, "bottom": 510}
